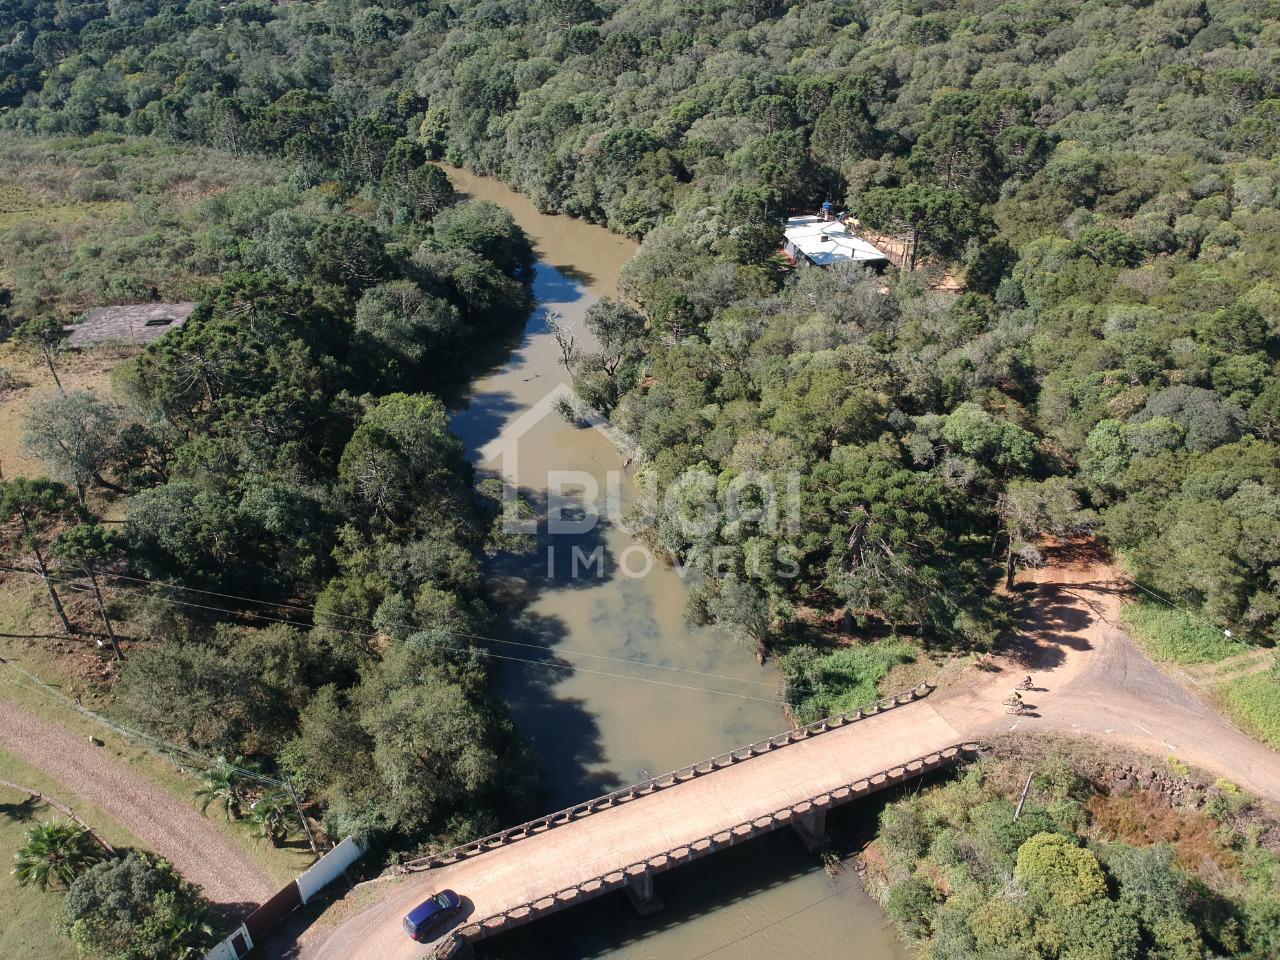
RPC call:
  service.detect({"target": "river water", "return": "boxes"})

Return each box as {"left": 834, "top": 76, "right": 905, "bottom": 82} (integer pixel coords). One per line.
{"left": 444, "top": 166, "right": 908, "bottom": 960}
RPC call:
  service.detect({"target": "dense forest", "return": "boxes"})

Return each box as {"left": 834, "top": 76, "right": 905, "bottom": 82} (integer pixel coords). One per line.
{"left": 4, "top": 0, "right": 1277, "bottom": 660}
{"left": 2, "top": 0, "right": 1280, "bottom": 925}
{"left": 870, "top": 744, "right": 1280, "bottom": 960}
{"left": 0, "top": 132, "right": 541, "bottom": 853}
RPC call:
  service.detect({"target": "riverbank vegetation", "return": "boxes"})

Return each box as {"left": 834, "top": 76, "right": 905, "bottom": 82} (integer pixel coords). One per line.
{"left": 0, "top": 131, "right": 542, "bottom": 864}
{"left": 867, "top": 738, "right": 1280, "bottom": 959}
{"left": 2, "top": 0, "right": 1280, "bottom": 863}
{"left": 9, "top": 0, "right": 1269, "bottom": 657}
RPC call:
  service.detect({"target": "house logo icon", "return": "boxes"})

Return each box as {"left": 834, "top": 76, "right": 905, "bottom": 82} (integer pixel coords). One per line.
{"left": 476, "top": 383, "right": 640, "bottom": 536}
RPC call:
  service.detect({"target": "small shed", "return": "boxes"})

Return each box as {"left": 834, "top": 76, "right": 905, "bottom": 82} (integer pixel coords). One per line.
{"left": 782, "top": 215, "right": 890, "bottom": 270}
{"left": 65, "top": 302, "right": 195, "bottom": 349}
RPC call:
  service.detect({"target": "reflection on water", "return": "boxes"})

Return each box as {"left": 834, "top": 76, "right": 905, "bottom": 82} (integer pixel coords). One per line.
{"left": 444, "top": 165, "right": 907, "bottom": 960}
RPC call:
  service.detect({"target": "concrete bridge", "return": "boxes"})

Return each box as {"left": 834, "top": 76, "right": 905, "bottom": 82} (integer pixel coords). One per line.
{"left": 310, "top": 685, "right": 975, "bottom": 960}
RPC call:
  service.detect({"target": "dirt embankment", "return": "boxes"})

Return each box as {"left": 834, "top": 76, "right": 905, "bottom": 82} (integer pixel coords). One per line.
{"left": 931, "top": 539, "right": 1280, "bottom": 805}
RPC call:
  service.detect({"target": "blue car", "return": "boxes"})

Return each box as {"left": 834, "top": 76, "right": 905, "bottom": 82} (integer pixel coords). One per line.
{"left": 403, "top": 890, "right": 462, "bottom": 942}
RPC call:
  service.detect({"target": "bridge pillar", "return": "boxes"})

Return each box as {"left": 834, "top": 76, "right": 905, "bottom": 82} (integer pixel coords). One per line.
{"left": 622, "top": 866, "right": 663, "bottom": 916}
{"left": 790, "top": 805, "right": 829, "bottom": 852}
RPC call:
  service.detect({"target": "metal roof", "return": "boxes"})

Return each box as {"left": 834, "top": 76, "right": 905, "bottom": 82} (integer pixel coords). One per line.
{"left": 64, "top": 302, "right": 195, "bottom": 348}
{"left": 783, "top": 216, "right": 889, "bottom": 267}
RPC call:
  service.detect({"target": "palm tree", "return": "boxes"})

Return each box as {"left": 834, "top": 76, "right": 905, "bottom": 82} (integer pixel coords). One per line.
{"left": 193, "top": 757, "right": 247, "bottom": 821}
{"left": 12, "top": 820, "right": 105, "bottom": 890}
{"left": 156, "top": 902, "right": 215, "bottom": 960}
{"left": 247, "top": 791, "right": 298, "bottom": 847}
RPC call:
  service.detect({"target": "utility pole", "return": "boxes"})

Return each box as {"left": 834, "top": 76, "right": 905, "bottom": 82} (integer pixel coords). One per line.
{"left": 83, "top": 566, "right": 123, "bottom": 661}
{"left": 1013, "top": 771, "right": 1033, "bottom": 821}
{"left": 285, "top": 777, "right": 320, "bottom": 855}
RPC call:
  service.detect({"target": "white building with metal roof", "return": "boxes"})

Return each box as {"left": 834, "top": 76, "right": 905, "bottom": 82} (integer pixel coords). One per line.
{"left": 782, "top": 215, "right": 890, "bottom": 269}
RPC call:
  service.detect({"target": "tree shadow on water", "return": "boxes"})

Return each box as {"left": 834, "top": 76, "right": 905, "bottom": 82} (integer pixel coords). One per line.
{"left": 493, "top": 607, "right": 621, "bottom": 807}
{"left": 449, "top": 387, "right": 525, "bottom": 459}
{"left": 487, "top": 485, "right": 620, "bottom": 596}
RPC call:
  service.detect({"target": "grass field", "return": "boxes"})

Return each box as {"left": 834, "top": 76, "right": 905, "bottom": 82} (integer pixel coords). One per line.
{"left": 1120, "top": 599, "right": 1245, "bottom": 665}
{"left": 0, "top": 132, "right": 280, "bottom": 318}
{"left": 1219, "top": 672, "right": 1280, "bottom": 749}
{"left": 0, "top": 750, "right": 144, "bottom": 960}
{"left": 1121, "top": 598, "right": 1280, "bottom": 752}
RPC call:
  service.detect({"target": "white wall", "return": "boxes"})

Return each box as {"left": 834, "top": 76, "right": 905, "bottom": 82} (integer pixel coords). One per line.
{"left": 296, "top": 835, "right": 367, "bottom": 905}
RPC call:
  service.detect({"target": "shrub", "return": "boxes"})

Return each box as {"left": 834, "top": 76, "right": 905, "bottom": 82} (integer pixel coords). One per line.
{"left": 61, "top": 852, "right": 213, "bottom": 960}
{"left": 12, "top": 821, "right": 105, "bottom": 890}
{"left": 968, "top": 894, "right": 1032, "bottom": 949}
{"left": 969, "top": 800, "right": 1064, "bottom": 872}
{"left": 885, "top": 875, "right": 939, "bottom": 940}
{"left": 779, "top": 639, "right": 916, "bottom": 723}
{"left": 1014, "top": 833, "right": 1108, "bottom": 908}
{"left": 879, "top": 798, "right": 930, "bottom": 859}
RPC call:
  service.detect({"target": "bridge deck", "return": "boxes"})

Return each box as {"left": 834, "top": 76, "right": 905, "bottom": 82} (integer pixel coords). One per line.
{"left": 312, "top": 699, "right": 964, "bottom": 960}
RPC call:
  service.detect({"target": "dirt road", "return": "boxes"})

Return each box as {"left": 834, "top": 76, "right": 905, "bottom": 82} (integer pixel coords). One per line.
{"left": 298, "top": 540, "right": 1280, "bottom": 959}
{"left": 309, "top": 703, "right": 966, "bottom": 960}
{"left": 931, "top": 540, "right": 1280, "bottom": 802}
{"left": 0, "top": 698, "right": 276, "bottom": 910}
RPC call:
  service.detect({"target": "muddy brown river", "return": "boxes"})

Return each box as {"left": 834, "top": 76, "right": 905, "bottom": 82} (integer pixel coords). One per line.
{"left": 444, "top": 166, "right": 909, "bottom": 960}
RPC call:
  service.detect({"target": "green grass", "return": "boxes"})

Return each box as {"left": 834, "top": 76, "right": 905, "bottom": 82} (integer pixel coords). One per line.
{"left": 0, "top": 132, "right": 282, "bottom": 316}
{"left": 781, "top": 639, "right": 917, "bottom": 724}
{"left": 0, "top": 623, "right": 311, "bottom": 886}
{"left": 0, "top": 750, "right": 144, "bottom": 960}
{"left": 1121, "top": 599, "right": 1245, "bottom": 665}
{"left": 1219, "top": 672, "right": 1280, "bottom": 749}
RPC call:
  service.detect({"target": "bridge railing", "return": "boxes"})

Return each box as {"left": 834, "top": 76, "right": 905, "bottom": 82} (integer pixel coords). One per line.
{"left": 430, "top": 742, "right": 979, "bottom": 958}
{"left": 403, "top": 681, "right": 935, "bottom": 871}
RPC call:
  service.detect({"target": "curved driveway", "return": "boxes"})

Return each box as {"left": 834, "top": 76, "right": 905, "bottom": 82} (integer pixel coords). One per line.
{"left": 0, "top": 698, "right": 276, "bottom": 909}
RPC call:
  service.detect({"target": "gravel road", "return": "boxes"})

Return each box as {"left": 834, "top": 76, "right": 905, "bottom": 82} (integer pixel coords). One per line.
{"left": 931, "top": 540, "right": 1280, "bottom": 803}
{"left": 0, "top": 697, "right": 276, "bottom": 910}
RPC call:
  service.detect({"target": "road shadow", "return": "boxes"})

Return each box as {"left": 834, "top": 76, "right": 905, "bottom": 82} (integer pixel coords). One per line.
{"left": 1003, "top": 566, "right": 1131, "bottom": 672}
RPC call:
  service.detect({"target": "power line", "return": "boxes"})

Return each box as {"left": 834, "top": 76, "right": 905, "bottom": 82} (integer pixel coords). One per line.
{"left": 684, "top": 882, "right": 854, "bottom": 960}
{"left": 0, "top": 654, "right": 284, "bottom": 786}
{"left": 474, "top": 649, "right": 786, "bottom": 705}
{"left": 0, "top": 565, "right": 790, "bottom": 708}
{"left": 4, "top": 563, "right": 779, "bottom": 689}
{"left": 1115, "top": 573, "right": 1248, "bottom": 646}
{"left": 0, "top": 655, "right": 316, "bottom": 848}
